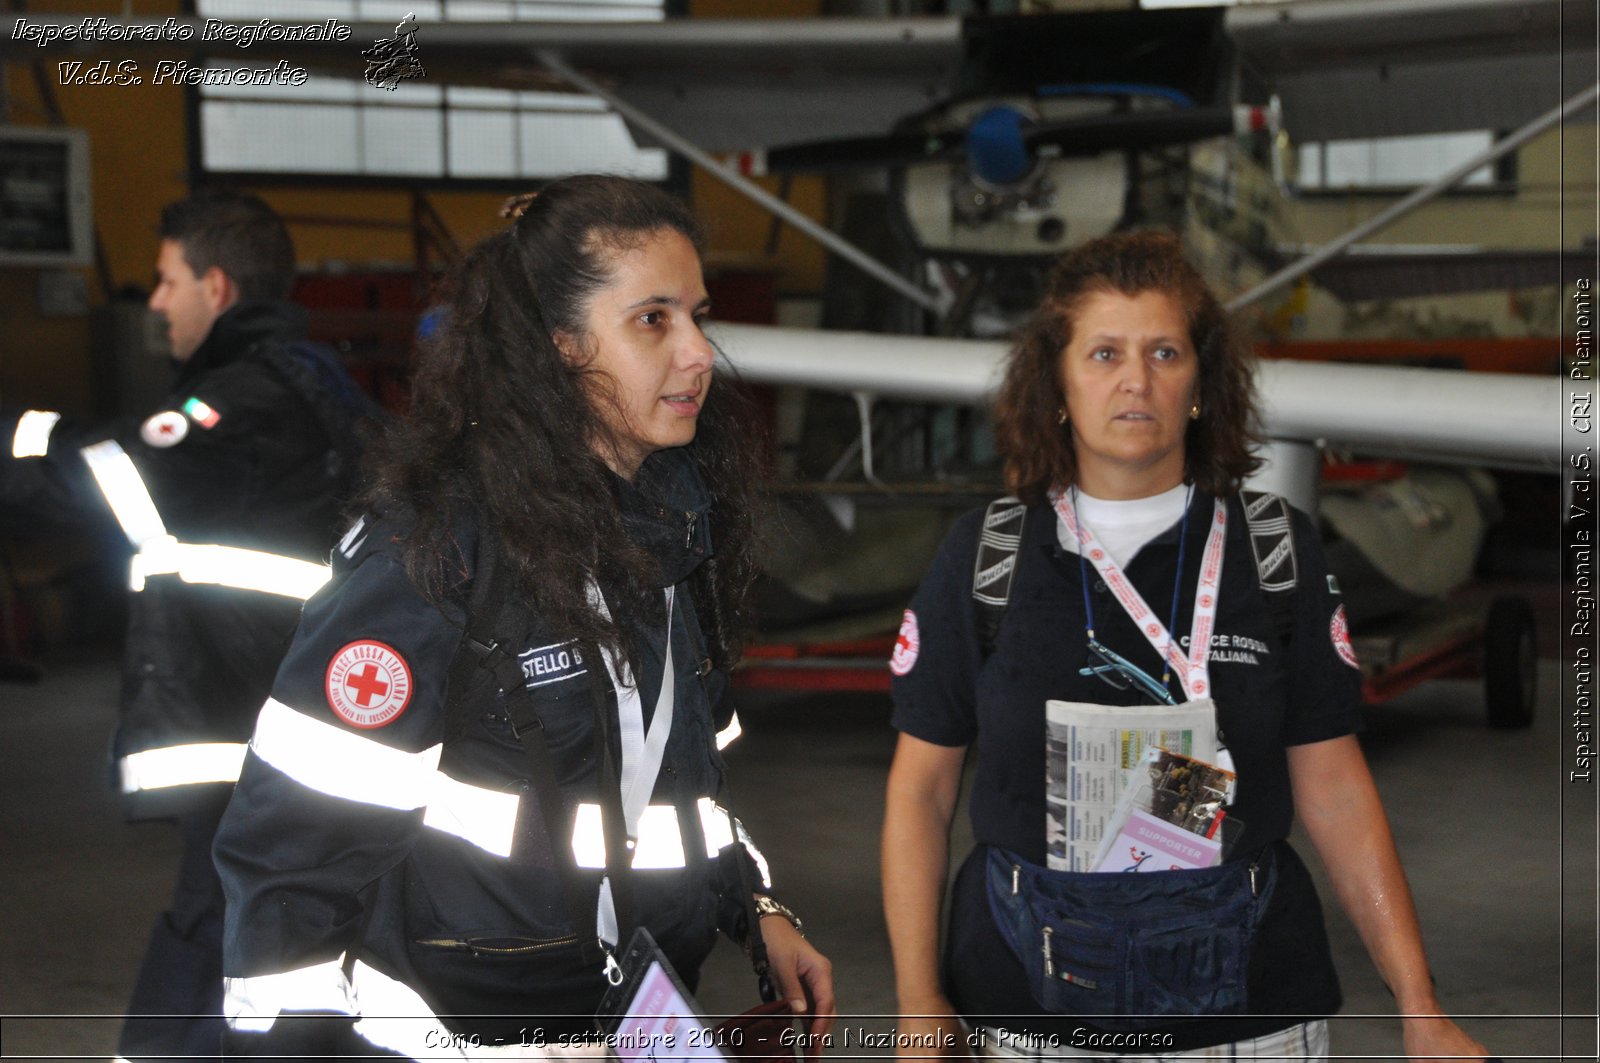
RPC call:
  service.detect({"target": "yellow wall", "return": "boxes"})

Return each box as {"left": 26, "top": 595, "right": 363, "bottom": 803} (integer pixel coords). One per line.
{"left": 3, "top": 0, "right": 832, "bottom": 413}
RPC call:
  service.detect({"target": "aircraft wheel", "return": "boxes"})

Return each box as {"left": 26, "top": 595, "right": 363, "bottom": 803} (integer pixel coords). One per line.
{"left": 1484, "top": 595, "right": 1536, "bottom": 729}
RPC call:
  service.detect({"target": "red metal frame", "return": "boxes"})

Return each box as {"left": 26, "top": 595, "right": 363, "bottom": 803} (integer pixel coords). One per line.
{"left": 733, "top": 636, "right": 896, "bottom": 692}
{"left": 1359, "top": 629, "right": 1482, "bottom": 704}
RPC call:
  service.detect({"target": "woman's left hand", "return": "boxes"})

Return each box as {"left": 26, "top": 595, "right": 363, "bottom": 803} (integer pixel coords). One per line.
{"left": 759, "top": 914, "right": 837, "bottom": 1040}
{"left": 1401, "top": 1014, "right": 1490, "bottom": 1061}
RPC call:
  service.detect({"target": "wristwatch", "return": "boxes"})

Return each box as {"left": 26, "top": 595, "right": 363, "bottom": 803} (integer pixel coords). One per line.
{"left": 752, "top": 894, "right": 804, "bottom": 936}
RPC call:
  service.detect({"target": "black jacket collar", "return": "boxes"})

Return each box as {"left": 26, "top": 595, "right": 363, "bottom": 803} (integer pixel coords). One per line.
{"left": 172, "top": 300, "right": 308, "bottom": 392}
{"left": 619, "top": 447, "right": 715, "bottom": 588}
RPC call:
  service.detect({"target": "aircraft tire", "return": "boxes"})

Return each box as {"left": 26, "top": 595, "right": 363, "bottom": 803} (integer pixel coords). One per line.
{"left": 1484, "top": 595, "right": 1536, "bottom": 729}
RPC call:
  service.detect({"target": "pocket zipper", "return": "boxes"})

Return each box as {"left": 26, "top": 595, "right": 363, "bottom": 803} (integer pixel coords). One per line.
{"left": 415, "top": 935, "right": 578, "bottom": 957}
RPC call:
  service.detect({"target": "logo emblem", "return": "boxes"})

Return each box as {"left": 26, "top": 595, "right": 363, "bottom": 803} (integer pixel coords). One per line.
{"left": 326, "top": 640, "right": 413, "bottom": 728}
{"left": 1330, "top": 606, "right": 1360, "bottom": 670}
{"left": 890, "top": 610, "right": 920, "bottom": 676}
{"left": 139, "top": 410, "right": 189, "bottom": 448}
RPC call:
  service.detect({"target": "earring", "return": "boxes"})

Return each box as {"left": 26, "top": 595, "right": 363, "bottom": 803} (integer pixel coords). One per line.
{"left": 1189, "top": 403, "right": 1200, "bottom": 421}
{"left": 1057, "top": 407, "right": 1069, "bottom": 425}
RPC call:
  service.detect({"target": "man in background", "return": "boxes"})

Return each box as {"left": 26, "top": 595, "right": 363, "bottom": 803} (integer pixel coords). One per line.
{"left": 2, "top": 191, "right": 373, "bottom": 1062}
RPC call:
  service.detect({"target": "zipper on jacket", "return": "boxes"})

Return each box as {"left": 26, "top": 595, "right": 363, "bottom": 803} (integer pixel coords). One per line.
{"left": 684, "top": 510, "right": 697, "bottom": 550}
{"left": 415, "top": 934, "right": 579, "bottom": 957}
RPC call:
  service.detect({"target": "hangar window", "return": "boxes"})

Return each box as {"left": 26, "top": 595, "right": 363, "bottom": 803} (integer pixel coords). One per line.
{"left": 1296, "top": 131, "right": 1508, "bottom": 192}
{"left": 195, "top": 0, "right": 669, "bottom": 182}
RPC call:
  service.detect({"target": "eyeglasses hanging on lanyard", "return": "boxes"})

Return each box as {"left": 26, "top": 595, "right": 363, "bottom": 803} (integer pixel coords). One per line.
{"left": 1055, "top": 486, "right": 1229, "bottom": 706}
{"left": 1069, "top": 486, "right": 1190, "bottom": 705}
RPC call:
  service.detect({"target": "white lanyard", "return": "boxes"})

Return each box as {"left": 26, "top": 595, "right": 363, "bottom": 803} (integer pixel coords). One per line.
{"left": 586, "top": 582, "right": 676, "bottom": 947}
{"left": 1053, "top": 492, "right": 1228, "bottom": 700}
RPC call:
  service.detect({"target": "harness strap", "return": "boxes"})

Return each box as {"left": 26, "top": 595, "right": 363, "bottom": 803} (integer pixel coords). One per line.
{"left": 1239, "top": 491, "right": 1298, "bottom": 650}
{"left": 446, "top": 531, "right": 611, "bottom": 972}
{"left": 973, "top": 496, "right": 1028, "bottom": 659}
{"left": 971, "top": 491, "right": 1302, "bottom": 658}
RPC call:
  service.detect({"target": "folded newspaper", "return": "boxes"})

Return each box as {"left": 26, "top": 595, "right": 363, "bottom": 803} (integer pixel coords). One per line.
{"left": 1044, "top": 698, "right": 1218, "bottom": 871}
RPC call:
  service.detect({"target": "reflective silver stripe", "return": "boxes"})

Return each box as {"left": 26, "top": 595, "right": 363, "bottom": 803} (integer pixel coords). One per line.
{"left": 79, "top": 439, "right": 330, "bottom": 599}
{"left": 336, "top": 515, "right": 368, "bottom": 559}
{"left": 714, "top": 710, "right": 742, "bottom": 750}
{"left": 79, "top": 439, "right": 167, "bottom": 545}
{"left": 422, "top": 771, "right": 521, "bottom": 859}
{"left": 12, "top": 409, "right": 60, "bottom": 458}
{"left": 129, "top": 538, "right": 332, "bottom": 599}
{"left": 250, "top": 702, "right": 773, "bottom": 876}
{"left": 250, "top": 698, "right": 442, "bottom": 812}
{"left": 223, "top": 957, "right": 353, "bottom": 1034}
{"left": 349, "top": 960, "right": 590, "bottom": 1060}
{"left": 119, "top": 742, "right": 247, "bottom": 793}
{"left": 704, "top": 798, "right": 773, "bottom": 888}
{"left": 571, "top": 802, "right": 689, "bottom": 870}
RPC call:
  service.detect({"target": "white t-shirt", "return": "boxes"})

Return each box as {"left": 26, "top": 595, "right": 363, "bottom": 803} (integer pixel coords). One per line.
{"left": 1055, "top": 482, "right": 1191, "bottom": 566}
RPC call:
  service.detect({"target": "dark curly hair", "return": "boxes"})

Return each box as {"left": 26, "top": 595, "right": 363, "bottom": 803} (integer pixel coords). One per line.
{"left": 364, "top": 175, "right": 762, "bottom": 671}
{"left": 993, "top": 231, "right": 1263, "bottom": 504}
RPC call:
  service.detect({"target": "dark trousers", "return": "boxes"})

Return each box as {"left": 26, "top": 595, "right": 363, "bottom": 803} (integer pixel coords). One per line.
{"left": 118, "top": 794, "right": 229, "bottom": 1063}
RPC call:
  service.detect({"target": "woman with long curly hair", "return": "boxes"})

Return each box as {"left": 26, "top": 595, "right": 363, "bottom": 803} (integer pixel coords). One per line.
{"left": 882, "top": 232, "right": 1489, "bottom": 1060}
{"left": 214, "top": 174, "right": 834, "bottom": 1059}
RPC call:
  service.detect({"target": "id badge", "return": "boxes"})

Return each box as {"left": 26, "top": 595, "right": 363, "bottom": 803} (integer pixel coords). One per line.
{"left": 594, "top": 928, "right": 729, "bottom": 1062}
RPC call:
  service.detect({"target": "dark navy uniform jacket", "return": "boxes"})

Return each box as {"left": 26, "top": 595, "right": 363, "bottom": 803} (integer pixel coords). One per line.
{"left": 1, "top": 301, "right": 359, "bottom": 820}
{"left": 891, "top": 492, "right": 1363, "bottom": 1049}
{"left": 214, "top": 451, "right": 752, "bottom": 1059}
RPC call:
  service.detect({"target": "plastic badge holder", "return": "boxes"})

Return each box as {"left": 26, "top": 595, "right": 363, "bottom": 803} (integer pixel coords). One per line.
{"left": 1091, "top": 747, "right": 1239, "bottom": 872}
{"left": 596, "top": 927, "right": 729, "bottom": 1062}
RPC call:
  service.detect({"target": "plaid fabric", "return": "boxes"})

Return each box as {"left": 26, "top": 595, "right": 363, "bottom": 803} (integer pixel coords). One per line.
{"left": 976, "top": 1021, "right": 1330, "bottom": 1061}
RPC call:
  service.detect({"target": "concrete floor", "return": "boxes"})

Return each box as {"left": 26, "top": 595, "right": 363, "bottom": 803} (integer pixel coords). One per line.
{"left": 2, "top": 586, "right": 1594, "bottom": 1061}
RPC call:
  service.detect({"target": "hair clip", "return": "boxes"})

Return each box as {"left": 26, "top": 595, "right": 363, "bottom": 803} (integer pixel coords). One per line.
{"left": 499, "top": 192, "right": 539, "bottom": 220}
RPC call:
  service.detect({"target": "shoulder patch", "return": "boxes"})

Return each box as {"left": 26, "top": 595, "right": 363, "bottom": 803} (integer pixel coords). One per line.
{"left": 326, "top": 640, "right": 413, "bottom": 727}
{"left": 182, "top": 396, "right": 221, "bottom": 428}
{"left": 1330, "top": 605, "right": 1360, "bottom": 670}
{"left": 139, "top": 410, "right": 189, "bottom": 448}
{"left": 890, "top": 609, "right": 921, "bottom": 676}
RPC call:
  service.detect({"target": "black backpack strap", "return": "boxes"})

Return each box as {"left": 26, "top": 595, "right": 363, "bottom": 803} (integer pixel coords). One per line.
{"left": 1240, "top": 490, "right": 1298, "bottom": 650}
{"left": 441, "top": 531, "right": 618, "bottom": 973}
{"left": 257, "top": 339, "right": 384, "bottom": 496}
{"left": 972, "top": 496, "right": 1028, "bottom": 659}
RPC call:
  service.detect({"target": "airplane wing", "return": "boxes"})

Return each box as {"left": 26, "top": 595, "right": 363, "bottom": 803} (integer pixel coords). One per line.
{"left": 1227, "top": 0, "right": 1597, "bottom": 141}
{"left": 0, "top": 13, "right": 963, "bottom": 153}
{"left": 1281, "top": 244, "right": 1596, "bottom": 301}
{"left": 707, "top": 322, "right": 1561, "bottom": 475}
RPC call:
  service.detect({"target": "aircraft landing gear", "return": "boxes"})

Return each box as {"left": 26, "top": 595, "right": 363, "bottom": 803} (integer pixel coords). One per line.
{"left": 1483, "top": 594, "right": 1537, "bottom": 729}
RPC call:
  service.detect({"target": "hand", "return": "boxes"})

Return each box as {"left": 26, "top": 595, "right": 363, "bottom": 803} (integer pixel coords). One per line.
{"left": 1401, "top": 1014, "right": 1490, "bottom": 1062}
{"left": 759, "top": 915, "right": 837, "bottom": 1042}
{"left": 893, "top": 995, "right": 970, "bottom": 1060}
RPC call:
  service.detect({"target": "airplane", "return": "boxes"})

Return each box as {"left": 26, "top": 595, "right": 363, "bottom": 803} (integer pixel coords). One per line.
{"left": 2, "top": 1, "right": 1587, "bottom": 720}
{"left": 5, "top": 0, "right": 1592, "bottom": 332}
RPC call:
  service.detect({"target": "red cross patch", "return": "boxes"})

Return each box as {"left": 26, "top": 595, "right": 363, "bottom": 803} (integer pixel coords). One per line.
{"left": 890, "top": 609, "right": 921, "bottom": 676}
{"left": 139, "top": 410, "right": 189, "bottom": 448}
{"left": 1330, "top": 605, "right": 1360, "bottom": 670}
{"left": 325, "top": 640, "right": 413, "bottom": 728}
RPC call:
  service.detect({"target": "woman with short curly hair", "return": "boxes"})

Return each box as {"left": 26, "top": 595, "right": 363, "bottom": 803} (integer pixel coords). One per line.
{"left": 884, "top": 232, "right": 1488, "bottom": 1061}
